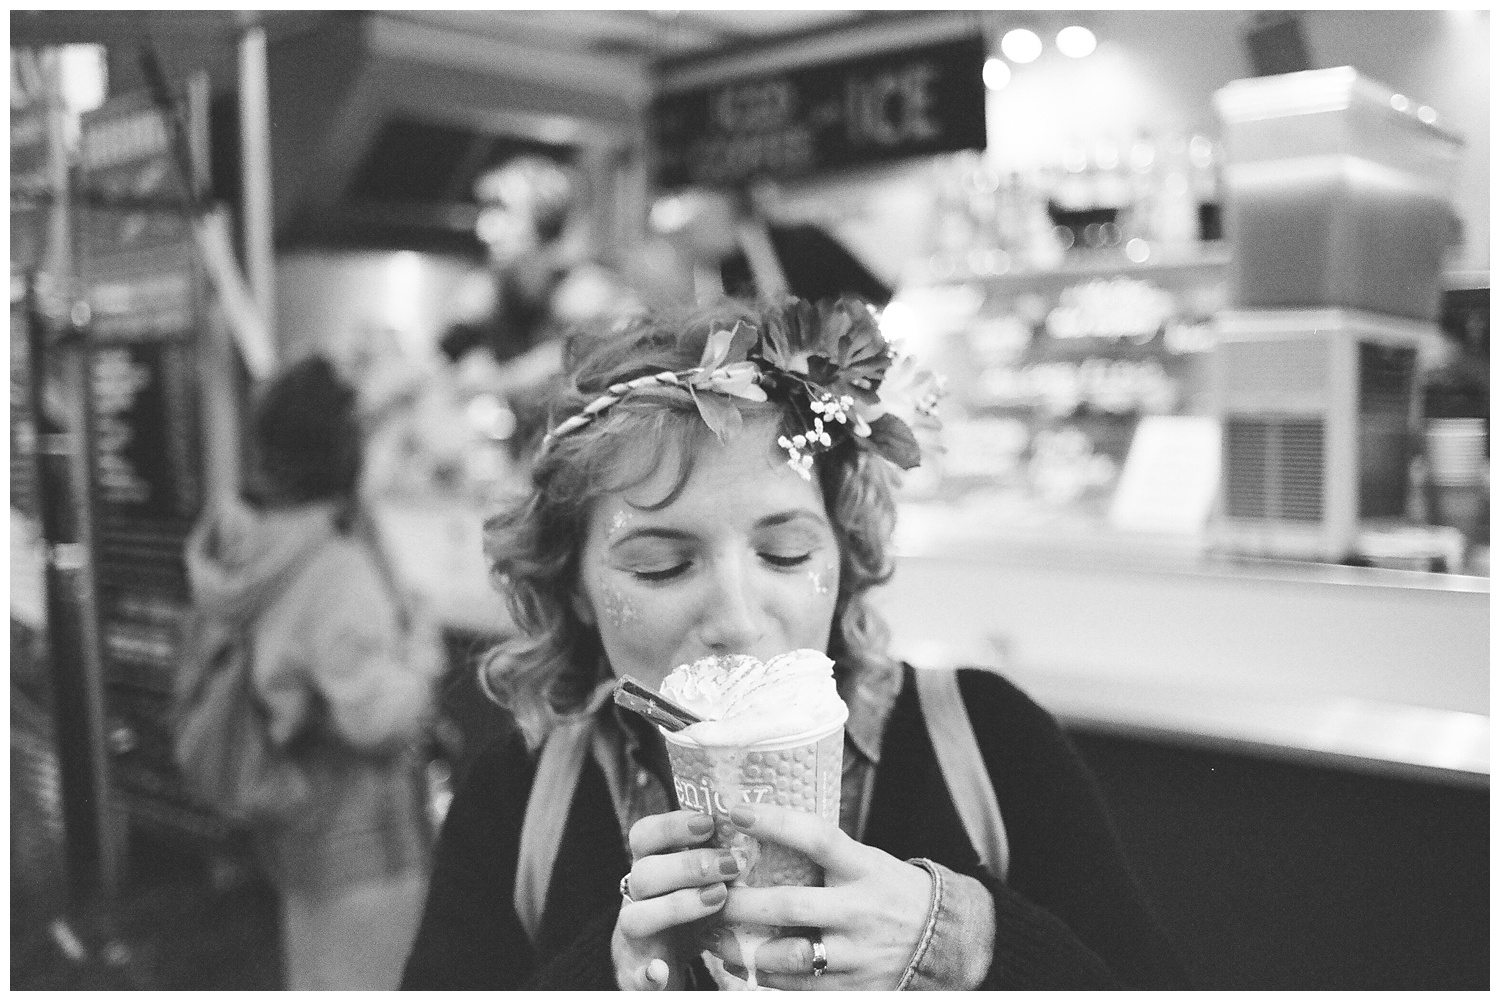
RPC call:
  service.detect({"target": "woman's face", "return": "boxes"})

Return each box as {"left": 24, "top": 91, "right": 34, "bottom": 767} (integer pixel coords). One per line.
{"left": 573, "top": 420, "right": 843, "bottom": 691}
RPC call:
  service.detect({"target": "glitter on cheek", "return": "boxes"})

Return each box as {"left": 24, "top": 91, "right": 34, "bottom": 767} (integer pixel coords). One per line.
{"left": 607, "top": 510, "right": 633, "bottom": 538}
{"left": 807, "top": 566, "right": 833, "bottom": 597}
{"left": 598, "top": 584, "right": 639, "bottom": 630}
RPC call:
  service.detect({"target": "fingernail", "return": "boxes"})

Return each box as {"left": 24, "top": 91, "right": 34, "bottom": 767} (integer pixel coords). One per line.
{"left": 730, "top": 806, "right": 755, "bottom": 828}
{"left": 718, "top": 853, "right": 740, "bottom": 876}
{"left": 699, "top": 882, "right": 727, "bottom": 905}
{"left": 687, "top": 813, "right": 715, "bottom": 835}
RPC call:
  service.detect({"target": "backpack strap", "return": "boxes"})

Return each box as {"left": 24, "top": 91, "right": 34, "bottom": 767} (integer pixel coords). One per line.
{"left": 513, "top": 717, "right": 593, "bottom": 944}
{"left": 913, "top": 667, "right": 1010, "bottom": 883}
{"left": 348, "top": 503, "right": 413, "bottom": 634}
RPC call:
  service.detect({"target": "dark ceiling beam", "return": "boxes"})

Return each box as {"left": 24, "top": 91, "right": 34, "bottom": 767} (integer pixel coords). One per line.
{"left": 652, "top": 9, "right": 921, "bottom": 76}
{"left": 9, "top": 10, "right": 327, "bottom": 48}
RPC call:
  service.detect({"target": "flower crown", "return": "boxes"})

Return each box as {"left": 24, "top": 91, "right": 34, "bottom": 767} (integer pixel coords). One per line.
{"left": 541, "top": 298, "right": 944, "bottom": 480}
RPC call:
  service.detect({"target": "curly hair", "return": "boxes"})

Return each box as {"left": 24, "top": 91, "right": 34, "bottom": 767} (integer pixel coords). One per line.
{"left": 479, "top": 300, "right": 903, "bottom": 749}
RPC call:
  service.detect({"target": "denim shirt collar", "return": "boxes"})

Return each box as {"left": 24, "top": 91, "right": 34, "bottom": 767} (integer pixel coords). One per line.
{"left": 838, "top": 657, "right": 902, "bottom": 766}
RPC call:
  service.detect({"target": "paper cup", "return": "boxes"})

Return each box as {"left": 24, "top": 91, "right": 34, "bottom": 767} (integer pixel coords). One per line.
{"left": 1425, "top": 419, "right": 1488, "bottom": 487}
{"left": 663, "top": 709, "right": 845, "bottom": 887}
{"left": 663, "top": 709, "right": 846, "bottom": 990}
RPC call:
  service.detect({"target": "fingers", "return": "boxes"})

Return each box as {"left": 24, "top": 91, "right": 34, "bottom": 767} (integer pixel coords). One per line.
{"left": 643, "top": 958, "right": 671, "bottom": 990}
{"left": 727, "top": 804, "right": 865, "bottom": 880}
{"left": 628, "top": 846, "right": 742, "bottom": 900}
{"left": 617, "top": 882, "right": 729, "bottom": 941}
{"left": 628, "top": 809, "right": 716, "bottom": 861}
{"left": 705, "top": 927, "right": 834, "bottom": 979}
{"left": 620, "top": 956, "right": 672, "bottom": 991}
{"left": 718, "top": 885, "right": 834, "bottom": 929}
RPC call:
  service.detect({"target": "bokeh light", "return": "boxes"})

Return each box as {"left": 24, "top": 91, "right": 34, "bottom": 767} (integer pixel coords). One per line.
{"left": 1056, "top": 26, "right": 1097, "bottom": 58}
{"left": 982, "top": 57, "right": 1012, "bottom": 91}
{"left": 1000, "top": 29, "right": 1043, "bottom": 64}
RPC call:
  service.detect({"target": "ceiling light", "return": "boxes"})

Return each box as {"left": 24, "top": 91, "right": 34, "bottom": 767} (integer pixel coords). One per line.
{"left": 982, "top": 57, "right": 1012, "bottom": 91}
{"left": 1000, "top": 29, "right": 1043, "bottom": 64}
{"left": 1056, "top": 26, "right": 1096, "bottom": 58}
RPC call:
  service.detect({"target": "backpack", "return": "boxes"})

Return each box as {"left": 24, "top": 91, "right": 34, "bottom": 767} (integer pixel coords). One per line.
{"left": 172, "top": 535, "right": 327, "bottom": 828}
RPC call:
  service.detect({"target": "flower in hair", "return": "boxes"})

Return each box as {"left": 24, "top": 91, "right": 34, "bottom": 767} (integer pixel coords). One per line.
{"left": 542, "top": 298, "right": 944, "bottom": 479}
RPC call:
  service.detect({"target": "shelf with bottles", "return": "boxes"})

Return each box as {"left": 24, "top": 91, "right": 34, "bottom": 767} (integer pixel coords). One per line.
{"left": 907, "top": 133, "right": 1228, "bottom": 292}
{"left": 905, "top": 239, "right": 1231, "bottom": 291}
{"left": 886, "top": 138, "right": 1232, "bottom": 533}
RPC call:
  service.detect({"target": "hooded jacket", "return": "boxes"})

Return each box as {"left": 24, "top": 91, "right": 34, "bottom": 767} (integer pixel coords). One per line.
{"left": 185, "top": 498, "right": 442, "bottom": 894}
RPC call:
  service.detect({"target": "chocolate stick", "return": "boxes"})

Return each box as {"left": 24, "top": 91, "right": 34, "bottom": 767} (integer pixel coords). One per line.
{"left": 613, "top": 676, "right": 704, "bottom": 732}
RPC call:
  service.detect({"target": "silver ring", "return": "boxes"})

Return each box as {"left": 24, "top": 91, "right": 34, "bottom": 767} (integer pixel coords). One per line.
{"left": 810, "top": 935, "right": 827, "bottom": 977}
{"left": 619, "top": 873, "right": 634, "bottom": 903}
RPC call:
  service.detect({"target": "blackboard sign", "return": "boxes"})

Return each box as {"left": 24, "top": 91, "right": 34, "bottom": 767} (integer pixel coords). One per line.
{"left": 652, "top": 33, "right": 987, "bottom": 189}
{"left": 78, "top": 79, "right": 222, "bottom": 839}
{"left": 11, "top": 288, "right": 40, "bottom": 516}
{"left": 11, "top": 108, "right": 52, "bottom": 272}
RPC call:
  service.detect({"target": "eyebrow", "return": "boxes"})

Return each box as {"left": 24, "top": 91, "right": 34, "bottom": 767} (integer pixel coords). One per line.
{"left": 756, "top": 511, "right": 829, "bottom": 531}
{"left": 608, "top": 527, "right": 694, "bottom": 548}
{"left": 607, "top": 511, "right": 829, "bottom": 549}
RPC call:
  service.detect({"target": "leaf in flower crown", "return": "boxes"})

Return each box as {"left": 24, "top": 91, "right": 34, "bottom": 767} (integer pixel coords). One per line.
{"left": 688, "top": 383, "right": 742, "bottom": 443}
{"left": 760, "top": 318, "right": 792, "bottom": 370}
{"left": 699, "top": 321, "right": 758, "bottom": 373}
{"left": 822, "top": 301, "right": 893, "bottom": 394}
{"left": 863, "top": 412, "right": 922, "bottom": 470}
{"left": 724, "top": 321, "right": 758, "bottom": 365}
{"left": 818, "top": 302, "right": 854, "bottom": 347}
{"left": 803, "top": 355, "right": 842, "bottom": 387}
{"left": 704, "top": 361, "right": 767, "bottom": 401}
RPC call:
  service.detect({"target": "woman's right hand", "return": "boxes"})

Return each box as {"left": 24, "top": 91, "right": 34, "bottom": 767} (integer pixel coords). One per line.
{"left": 612, "top": 809, "right": 740, "bottom": 990}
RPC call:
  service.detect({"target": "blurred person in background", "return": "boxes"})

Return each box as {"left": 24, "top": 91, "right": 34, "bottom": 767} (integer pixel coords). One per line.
{"left": 184, "top": 355, "right": 445, "bottom": 989}
{"left": 440, "top": 155, "right": 642, "bottom": 463}
{"left": 649, "top": 181, "right": 893, "bottom": 308}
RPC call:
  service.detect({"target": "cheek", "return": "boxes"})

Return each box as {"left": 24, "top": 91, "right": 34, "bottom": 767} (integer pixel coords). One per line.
{"left": 588, "top": 575, "right": 690, "bottom": 673}
{"left": 805, "top": 558, "right": 839, "bottom": 600}
{"left": 597, "top": 582, "right": 640, "bottom": 631}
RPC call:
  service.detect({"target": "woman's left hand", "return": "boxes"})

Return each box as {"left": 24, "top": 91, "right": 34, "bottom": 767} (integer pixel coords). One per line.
{"left": 701, "top": 803, "right": 933, "bottom": 990}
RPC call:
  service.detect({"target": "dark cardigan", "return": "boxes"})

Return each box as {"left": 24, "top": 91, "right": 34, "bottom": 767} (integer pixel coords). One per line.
{"left": 400, "top": 666, "right": 1191, "bottom": 989}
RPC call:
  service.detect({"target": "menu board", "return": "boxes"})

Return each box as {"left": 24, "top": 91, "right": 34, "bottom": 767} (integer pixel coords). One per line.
{"left": 652, "top": 32, "right": 987, "bottom": 189}
{"left": 11, "top": 107, "right": 52, "bottom": 272}
{"left": 12, "top": 286, "right": 39, "bottom": 515}
{"left": 77, "top": 81, "right": 221, "bottom": 837}
{"left": 11, "top": 108, "right": 53, "bottom": 515}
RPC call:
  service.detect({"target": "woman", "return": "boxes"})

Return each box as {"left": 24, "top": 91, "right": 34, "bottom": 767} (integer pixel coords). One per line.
{"left": 400, "top": 299, "right": 1188, "bottom": 989}
{"left": 185, "top": 355, "right": 444, "bottom": 988}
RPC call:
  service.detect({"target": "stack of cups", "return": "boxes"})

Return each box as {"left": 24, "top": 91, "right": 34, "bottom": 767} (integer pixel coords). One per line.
{"left": 1425, "top": 419, "right": 1488, "bottom": 488}
{"left": 662, "top": 703, "right": 847, "bottom": 991}
{"left": 1424, "top": 418, "right": 1488, "bottom": 553}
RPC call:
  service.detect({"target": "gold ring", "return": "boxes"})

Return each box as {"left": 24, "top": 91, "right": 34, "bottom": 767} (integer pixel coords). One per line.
{"left": 619, "top": 873, "right": 634, "bottom": 903}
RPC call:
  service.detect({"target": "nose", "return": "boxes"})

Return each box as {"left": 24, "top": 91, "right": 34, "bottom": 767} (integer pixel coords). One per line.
{"left": 695, "top": 552, "right": 765, "bottom": 654}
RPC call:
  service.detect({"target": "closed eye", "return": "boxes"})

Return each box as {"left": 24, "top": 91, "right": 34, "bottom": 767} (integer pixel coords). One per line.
{"left": 632, "top": 563, "right": 690, "bottom": 583}
{"left": 761, "top": 552, "right": 812, "bottom": 569}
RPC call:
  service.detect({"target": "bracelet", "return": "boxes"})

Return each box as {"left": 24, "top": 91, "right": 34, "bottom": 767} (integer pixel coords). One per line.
{"left": 896, "top": 858, "right": 944, "bottom": 991}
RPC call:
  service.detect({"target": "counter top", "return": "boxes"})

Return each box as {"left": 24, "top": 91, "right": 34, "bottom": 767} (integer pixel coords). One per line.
{"left": 881, "top": 502, "right": 1488, "bottom": 788}
{"left": 893, "top": 497, "right": 1489, "bottom": 593}
{"left": 372, "top": 495, "right": 1489, "bottom": 787}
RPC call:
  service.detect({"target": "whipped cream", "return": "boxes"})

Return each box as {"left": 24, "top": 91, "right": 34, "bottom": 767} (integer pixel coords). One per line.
{"left": 659, "top": 649, "right": 847, "bottom": 746}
